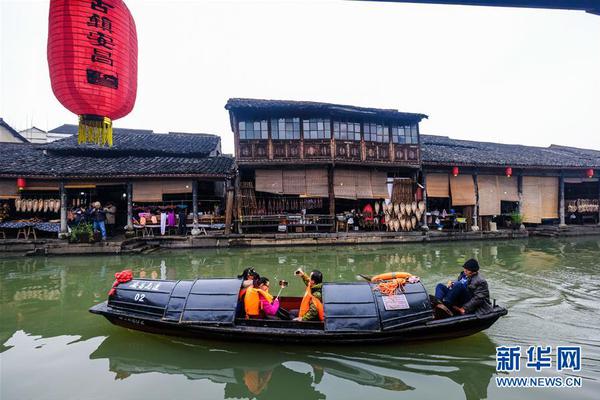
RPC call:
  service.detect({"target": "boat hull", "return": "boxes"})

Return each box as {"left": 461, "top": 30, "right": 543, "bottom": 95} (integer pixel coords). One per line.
{"left": 90, "top": 301, "right": 507, "bottom": 344}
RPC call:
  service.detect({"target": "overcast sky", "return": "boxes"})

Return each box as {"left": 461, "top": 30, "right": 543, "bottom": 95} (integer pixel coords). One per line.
{"left": 1, "top": 0, "right": 599, "bottom": 154}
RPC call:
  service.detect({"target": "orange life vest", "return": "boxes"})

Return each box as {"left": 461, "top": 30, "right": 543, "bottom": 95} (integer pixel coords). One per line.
{"left": 244, "top": 287, "right": 274, "bottom": 318}
{"left": 299, "top": 285, "right": 324, "bottom": 321}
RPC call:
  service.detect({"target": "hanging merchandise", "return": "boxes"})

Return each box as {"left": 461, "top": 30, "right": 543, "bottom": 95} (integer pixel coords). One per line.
{"left": 47, "top": 0, "right": 138, "bottom": 146}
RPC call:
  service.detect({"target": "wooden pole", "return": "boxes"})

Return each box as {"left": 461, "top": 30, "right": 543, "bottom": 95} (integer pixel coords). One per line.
{"left": 126, "top": 182, "right": 133, "bottom": 232}
{"left": 192, "top": 180, "right": 199, "bottom": 226}
{"left": 559, "top": 173, "right": 566, "bottom": 227}
{"left": 59, "top": 181, "right": 68, "bottom": 239}
{"left": 517, "top": 173, "right": 523, "bottom": 215}
{"left": 597, "top": 177, "right": 600, "bottom": 225}
{"left": 472, "top": 173, "right": 479, "bottom": 230}
{"left": 421, "top": 171, "right": 428, "bottom": 229}
{"left": 224, "top": 178, "right": 234, "bottom": 235}
{"left": 328, "top": 165, "right": 335, "bottom": 232}
{"left": 235, "top": 173, "right": 243, "bottom": 234}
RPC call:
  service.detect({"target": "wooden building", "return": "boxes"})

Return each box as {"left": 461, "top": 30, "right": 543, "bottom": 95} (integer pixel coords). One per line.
{"left": 421, "top": 135, "right": 600, "bottom": 230}
{"left": 0, "top": 128, "right": 235, "bottom": 239}
{"left": 225, "top": 98, "right": 428, "bottom": 232}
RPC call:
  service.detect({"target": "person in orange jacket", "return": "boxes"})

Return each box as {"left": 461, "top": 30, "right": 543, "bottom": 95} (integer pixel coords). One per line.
{"left": 293, "top": 268, "right": 324, "bottom": 321}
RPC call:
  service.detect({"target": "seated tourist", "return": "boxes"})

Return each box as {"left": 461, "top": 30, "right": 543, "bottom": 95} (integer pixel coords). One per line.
{"left": 293, "top": 268, "right": 324, "bottom": 322}
{"left": 434, "top": 259, "right": 492, "bottom": 316}
{"left": 237, "top": 267, "right": 259, "bottom": 316}
{"left": 244, "top": 277, "right": 279, "bottom": 319}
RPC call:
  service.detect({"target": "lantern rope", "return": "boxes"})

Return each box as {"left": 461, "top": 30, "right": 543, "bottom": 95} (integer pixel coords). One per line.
{"left": 78, "top": 115, "right": 113, "bottom": 147}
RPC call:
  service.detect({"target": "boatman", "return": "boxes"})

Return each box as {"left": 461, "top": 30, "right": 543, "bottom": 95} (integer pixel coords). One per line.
{"left": 293, "top": 268, "right": 324, "bottom": 322}
{"left": 434, "top": 259, "right": 492, "bottom": 316}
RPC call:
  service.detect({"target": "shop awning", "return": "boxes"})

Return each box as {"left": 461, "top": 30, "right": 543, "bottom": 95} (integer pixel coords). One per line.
{"left": 133, "top": 181, "right": 162, "bottom": 202}
{"left": 161, "top": 180, "right": 193, "bottom": 194}
{"left": 497, "top": 176, "right": 519, "bottom": 202}
{"left": 0, "top": 180, "right": 18, "bottom": 199}
{"left": 450, "top": 175, "right": 476, "bottom": 206}
{"left": 25, "top": 180, "right": 60, "bottom": 191}
{"left": 371, "top": 171, "right": 389, "bottom": 199}
{"left": 426, "top": 174, "right": 449, "bottom": 198}
{"left": 334, "top": 169, "right": 357, "bottom": 199}
{"left": 132, "top": 180, "right": 193, "bottom": 202}
{"left": 522, "top": 176, "right": 558, "bottom": 223}
{"left": 477, "top": 175, "right": 519, "bottom": 215}
{"left": 305, "top": 169, "right": 328, "bottom": 197}
{"left": 355, "top": 170, "right": 373, "bottom": 199}
{"left": 541, "top": 177, "right": 558, "bottom": 219}
{"left": 283, "top": 170, "right": 307, "bottom": 195}
{"left": 478, "top": 175, "right": 500, "bottom": 216}
{"left": 255, "top": 170, "right": 283, "bottom": 194}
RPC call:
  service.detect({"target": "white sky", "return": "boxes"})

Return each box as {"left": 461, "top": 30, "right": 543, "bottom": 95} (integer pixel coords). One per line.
{"left": 1, "top": 0, "right": 599, "bottom": 154}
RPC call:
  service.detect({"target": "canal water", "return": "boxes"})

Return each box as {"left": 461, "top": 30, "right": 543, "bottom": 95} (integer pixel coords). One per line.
{"left": 1, "top": 238, "right": 599, "bottom": 400}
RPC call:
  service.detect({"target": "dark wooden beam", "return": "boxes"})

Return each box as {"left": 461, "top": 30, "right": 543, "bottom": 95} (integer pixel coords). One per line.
{"left": 362, "top": 0, "right": 600, "bottom": 14}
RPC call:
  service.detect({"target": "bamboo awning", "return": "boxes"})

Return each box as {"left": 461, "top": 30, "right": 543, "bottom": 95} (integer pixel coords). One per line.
{"left": 334, "top": 169, "right": 357, "bottom": 199}
{"left": 305, "top": 169, "right": 328, "bottom": 197}
{"left": 478, "top": 175, "right": 519, "bottom": 215}
{"left": 450, "top": 175, "right": 476, "bottom": 206}
{"left": 282, "top": 169, "right": 307, "bottom": 195}
{"left": 478, "top": 175, "right": 500, "bottom": 216}
{"left": 133, "top": 180, "right": 192, "bottom": 202}
{"left": 255, "top": 169, "right": 284, "bottom": 194}
{"left": 371, "top": 171, "right": 389, "bottom": 199}
{"left": 522, "top": 176, "right": 558, "bottom": 223}
{"left": 426, "top": 173, "right": 449, "bottom": 198}
{"left": 0, "top": 180, "right": 18, "bottom": 199}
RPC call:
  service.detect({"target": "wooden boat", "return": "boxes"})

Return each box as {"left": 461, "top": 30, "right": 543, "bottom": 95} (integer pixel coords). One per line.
{"left": 90, "top": 276, "right": 507, "bottom": 344}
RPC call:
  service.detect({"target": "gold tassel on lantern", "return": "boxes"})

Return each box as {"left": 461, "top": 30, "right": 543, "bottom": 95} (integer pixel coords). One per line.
{"left": 78, "top": 115, "right": 113, "bottom": 146}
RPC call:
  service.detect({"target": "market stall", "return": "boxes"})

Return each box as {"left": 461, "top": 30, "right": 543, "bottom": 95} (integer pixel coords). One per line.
{"left": 564, "top": 178, "right": 599, "bottom": 224}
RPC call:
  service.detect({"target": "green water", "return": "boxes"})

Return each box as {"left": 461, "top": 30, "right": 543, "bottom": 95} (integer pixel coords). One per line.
{"left": 1, "top": 238, "right": 599, "bottom": 400}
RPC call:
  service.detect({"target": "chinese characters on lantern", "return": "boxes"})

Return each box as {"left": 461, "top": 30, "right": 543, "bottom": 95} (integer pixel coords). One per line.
{"left": 86, "top": 0, "right": 118, "bottom": 89}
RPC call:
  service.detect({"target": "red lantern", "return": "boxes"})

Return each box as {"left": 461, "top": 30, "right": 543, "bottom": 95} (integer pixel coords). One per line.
{"left": 587, "top": 168, "right": 594, "bottom": 178}
{"left": 17, "top": 178, "right": 26, "bottom": 191}
{"left": 505, "top": 167, "right": 513, "bottom": 178}
{"left": 452, "top": 166, "right": 459, "bottom": 177}
{"left": 47, "top": 0, "right": 138, "bottom": 146}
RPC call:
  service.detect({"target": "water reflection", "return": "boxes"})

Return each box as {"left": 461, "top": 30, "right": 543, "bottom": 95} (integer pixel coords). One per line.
{"left": 2, "top": 237, "right": 600, "bottom": 399}
{"left": 90, "top": 331, "right": 499, "bottom": 400}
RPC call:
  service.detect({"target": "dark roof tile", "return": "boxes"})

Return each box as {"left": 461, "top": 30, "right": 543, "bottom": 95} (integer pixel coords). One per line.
{"left": 46, "top": 126, "right": 221, "bottom": 157}
{"left": 225, "top": 98, "right": 428, "bottom": 123}
{"left": 421, "top": 135, "right": 600, "bottom": 169}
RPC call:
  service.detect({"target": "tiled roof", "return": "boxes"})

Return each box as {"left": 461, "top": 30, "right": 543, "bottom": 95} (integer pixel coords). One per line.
{"left": 225, "top": 98, "right": 428, "bottom": 123}
{"left": 46, "top": 125, "right": 221, "bottom": 157}
{"left": 0, "top": 143, "right": 234, "bottom": 178}
{"left": 421, "top": 135, "right": 600, "bottom": 169}
{"left": 0, "top": 118, "right": 28, "bottom": 143}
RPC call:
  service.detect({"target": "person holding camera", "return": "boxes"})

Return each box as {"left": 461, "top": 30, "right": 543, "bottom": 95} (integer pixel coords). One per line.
{"left": 293, "top": 268, "right": 324, "bottom": 322}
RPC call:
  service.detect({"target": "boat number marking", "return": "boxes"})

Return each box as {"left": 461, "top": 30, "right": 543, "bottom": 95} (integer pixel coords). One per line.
{"left": 134, "top": 293, "right": 146, "bottom": 302}
{"left": 128, "top": 281, "right": 161, "bottom": 291}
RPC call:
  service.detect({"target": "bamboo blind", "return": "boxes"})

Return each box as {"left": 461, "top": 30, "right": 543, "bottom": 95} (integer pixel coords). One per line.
{"left": 355, "top": 170, "right": 373, "bottom": 199}
{"left": 0, "top": 180, "right": 17, "bottom": 199}
{"left": 132, "top": 181, "right": 162, "bottom": 202}
{"left": 450, "top": 175, "right": 476, "bottom": 206}
{"left": 334, "top": 169, "right": 357, "bottom": 199}
{"left": 541, "top": 177, "right": 558, "bottom": 219}
{"left": 522, "top": 176, "right": 542, "bottom": 223}
{"left": 497, "top": 176, "right": 519, "bottom": 202}
{"left": 426, "top": 174, "right": 450, "bottom": 198}
{"left": 255, "top": 169, "right": 284, "bottom": 194}
{"left": 161, "top": 180, "right": 192, "bottom": 194}
{"left": 478, "top": 175, "right": 500, "bottom": 216}
{"left": 305, "top": 169, "right": 328, "bottom": 197}
{"left": 283, "top": 169, "right": 307, "bottom": 195}
{"left": 371, "top": 171, "right": 390, "bottom": 199}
